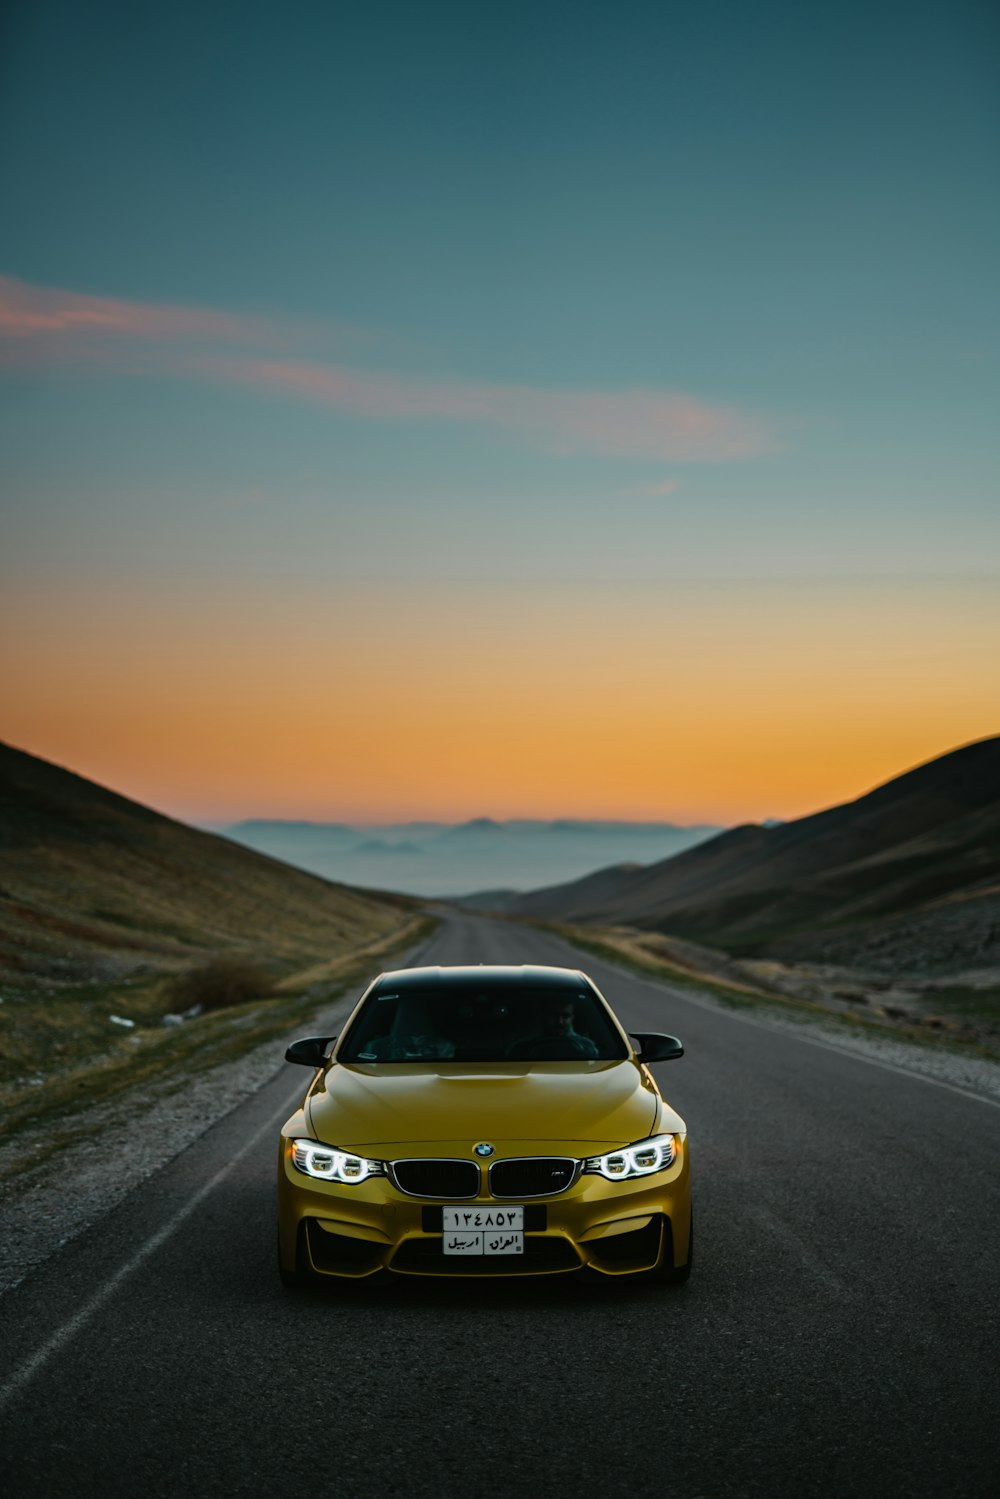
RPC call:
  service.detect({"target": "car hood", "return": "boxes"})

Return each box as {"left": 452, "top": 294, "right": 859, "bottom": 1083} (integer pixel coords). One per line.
{"left": 306, "top": 1060, "right": 667, "bottom": 1154}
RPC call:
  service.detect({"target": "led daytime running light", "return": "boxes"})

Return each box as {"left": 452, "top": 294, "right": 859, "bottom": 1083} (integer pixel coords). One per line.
{"left": 584, "top": 1133, "right": 678, "bottom": 1180}
{"left": 290, "top": 1139, "right": 384, "bottom": 1183}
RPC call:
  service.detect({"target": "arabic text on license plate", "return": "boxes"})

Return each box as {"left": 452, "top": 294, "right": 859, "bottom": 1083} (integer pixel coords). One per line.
{"left": 442, "top": 1206, "right": 524, "bottom": 1256}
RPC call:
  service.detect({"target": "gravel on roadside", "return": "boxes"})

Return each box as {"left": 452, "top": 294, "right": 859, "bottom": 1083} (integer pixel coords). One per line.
{"left": 0, "top": 991, "right": 357, "bottom": 1297}
{"left": 607, "top": 951, "right": 1000, "bottom": 1105}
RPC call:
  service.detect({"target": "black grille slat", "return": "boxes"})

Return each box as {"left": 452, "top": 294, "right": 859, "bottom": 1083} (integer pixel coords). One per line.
{"left": 392, "top": 1154, "right": 578, "bottom": 1202}
{"left": 489, "top": 1157, "right": 578, "bottom": 1198}
{"left": 391, "top": 1159, "right": 480, "bottom": 1199}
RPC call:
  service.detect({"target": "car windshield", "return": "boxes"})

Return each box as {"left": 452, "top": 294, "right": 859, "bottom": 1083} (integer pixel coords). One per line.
{"left": 338, "top": 984, "right": 629, "bottom": 1064}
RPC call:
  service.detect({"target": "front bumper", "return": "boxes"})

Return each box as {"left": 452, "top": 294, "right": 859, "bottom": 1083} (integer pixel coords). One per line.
{"left": 277, "top": 1131, "right": 692, "bottom": 1279}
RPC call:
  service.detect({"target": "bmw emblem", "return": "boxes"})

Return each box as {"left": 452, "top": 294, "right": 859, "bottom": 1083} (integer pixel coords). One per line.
{"left": 473, "top": 1142, "right": 495, "bottom": 1158}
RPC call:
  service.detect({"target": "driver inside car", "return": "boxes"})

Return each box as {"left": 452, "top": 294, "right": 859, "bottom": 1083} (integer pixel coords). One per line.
{"left": 506, "top": 995, "right": 598, "bottom": 1060}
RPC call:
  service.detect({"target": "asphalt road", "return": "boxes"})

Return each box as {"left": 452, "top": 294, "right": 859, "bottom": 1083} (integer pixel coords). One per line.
{"left": 2, "top": 912, "right": 998, "bottom": 1498}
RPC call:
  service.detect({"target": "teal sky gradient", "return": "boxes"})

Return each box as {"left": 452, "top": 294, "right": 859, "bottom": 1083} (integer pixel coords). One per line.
{"left": 0, "top": 0, "right": 997, "bottom": 820}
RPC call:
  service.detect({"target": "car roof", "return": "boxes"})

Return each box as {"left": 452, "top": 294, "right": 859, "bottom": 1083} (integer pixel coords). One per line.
{"left": 373, "top": 964, "right": 591, "bottom": 993}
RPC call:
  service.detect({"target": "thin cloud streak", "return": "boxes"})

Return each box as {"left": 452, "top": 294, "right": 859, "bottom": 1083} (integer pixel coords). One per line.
{"left": 1, "top": 274, "right": 779, "bottom": 463}
{"left": 205, "top": 355, "right": 775, "bottom": 461}
{"left": 0, "top": 274, "right": 288, "bottom": 346}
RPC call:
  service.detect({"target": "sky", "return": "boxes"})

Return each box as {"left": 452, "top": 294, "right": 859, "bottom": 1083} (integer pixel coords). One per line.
{"left": 1, "top": 0, "right": 998, "bottom": 826}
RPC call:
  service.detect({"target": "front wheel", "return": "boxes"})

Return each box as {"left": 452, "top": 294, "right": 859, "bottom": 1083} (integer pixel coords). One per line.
{"left": 277, "top": 1225, "right": 314, "bottom": 1289}
{"left": 646, "top": 1211, "right": 693, "bottom": 1285}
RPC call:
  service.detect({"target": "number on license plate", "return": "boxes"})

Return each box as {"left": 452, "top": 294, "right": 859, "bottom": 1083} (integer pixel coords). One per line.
{"left": 442, "top": 1206, "right": 524, "bottom": 1256}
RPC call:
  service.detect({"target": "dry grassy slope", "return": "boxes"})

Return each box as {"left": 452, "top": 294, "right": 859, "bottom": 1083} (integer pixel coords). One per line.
{"left": 509, "top": 736, "right": 1000, "bottom": 970}
{"left": 0, "top": 741, "right": 411, "bottom": 992}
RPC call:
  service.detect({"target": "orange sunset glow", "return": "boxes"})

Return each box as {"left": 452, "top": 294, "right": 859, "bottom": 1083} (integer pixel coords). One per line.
{"left": 2, "top": 1, "right": 998, "bottom": 843}
{"left": 4, "top": 572, "right": 996, "bottom": 824}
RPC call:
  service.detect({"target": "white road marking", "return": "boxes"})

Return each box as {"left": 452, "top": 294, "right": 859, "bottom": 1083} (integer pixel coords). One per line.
{"left": 4, "top": 922, "right": 996, "bottom": 1412}
{"left": 0, "top": 1080, "right": 305, "bottom": 1414}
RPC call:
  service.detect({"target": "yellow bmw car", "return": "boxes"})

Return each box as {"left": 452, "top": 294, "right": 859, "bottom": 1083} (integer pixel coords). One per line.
{"left": 277, "top": 964, "right": 692, "bottom": 1284}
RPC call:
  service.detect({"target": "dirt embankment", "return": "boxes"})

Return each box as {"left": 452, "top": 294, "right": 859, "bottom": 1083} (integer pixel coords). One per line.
{"left": 546, "top": 922, "right": 1000, "bottom": 1053}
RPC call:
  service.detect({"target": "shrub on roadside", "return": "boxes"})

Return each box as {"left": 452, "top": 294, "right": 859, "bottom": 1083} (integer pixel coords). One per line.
{"left": 170, "top": 955, "right": 275, "bottom": 1013}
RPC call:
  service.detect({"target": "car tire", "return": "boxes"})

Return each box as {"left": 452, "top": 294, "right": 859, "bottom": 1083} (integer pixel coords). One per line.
{"left": 277, "top": 1225, "right": 313, "bottom": 1289}
{"left": 646, "top": 1211, "right": 693, "bottom": 1285}
{"left": 669, "top": 1209, "right": 693, "bottom": 1283}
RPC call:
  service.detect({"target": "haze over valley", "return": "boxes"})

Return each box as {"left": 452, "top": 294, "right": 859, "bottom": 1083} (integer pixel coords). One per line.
{"left": 220, "top": 816, "right": 721, "bottom": 898}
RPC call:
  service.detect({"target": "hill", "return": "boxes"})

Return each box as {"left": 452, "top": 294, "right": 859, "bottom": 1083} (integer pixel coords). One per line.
{"left": 505, "top": 737, "right": 1000, "bottom": 975}
{"left": 0, "top": 742, "right": 431, "bottom": 1167}
{"left": 0, "top": 741, "right": 413, "bottom": 995}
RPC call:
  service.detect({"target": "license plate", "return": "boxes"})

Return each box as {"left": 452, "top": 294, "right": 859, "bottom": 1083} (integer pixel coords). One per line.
{"left": 442, "top": 1206, "right": 524, "bottom": 1256}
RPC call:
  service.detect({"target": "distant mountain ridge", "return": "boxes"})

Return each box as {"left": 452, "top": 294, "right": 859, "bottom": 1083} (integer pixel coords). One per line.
{"left": 499, "top": 737, "right": 1000, "bottom": 975}
{"left": 222, "top": 816, "right": 722, "bottom": 897}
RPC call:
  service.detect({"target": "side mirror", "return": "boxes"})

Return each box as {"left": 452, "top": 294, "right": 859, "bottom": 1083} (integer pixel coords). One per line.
{"left": 284, "top": 1035, "right": 337, "bottom": 1067}
{"left": 630, "top": 1032, "right": 684, "bottom": 1062}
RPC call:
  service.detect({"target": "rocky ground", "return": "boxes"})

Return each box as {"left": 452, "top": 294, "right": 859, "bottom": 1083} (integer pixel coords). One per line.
{"left": 769, "top": 886, "right": 1000, "bottom": 978}
{"left": 560, "top": 923, "right": 1000, "bottom": 1049}
{"left": 0, "top": 986, "right": 362, "bottom": 1297}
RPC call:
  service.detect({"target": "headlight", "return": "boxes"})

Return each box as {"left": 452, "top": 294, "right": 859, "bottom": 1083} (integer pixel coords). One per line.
{"left": 583, "top": 1133, "right": 680, "bottom": 1180}
{"left": 290, "top": 1139, "right": 385, "bottom": 1183}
